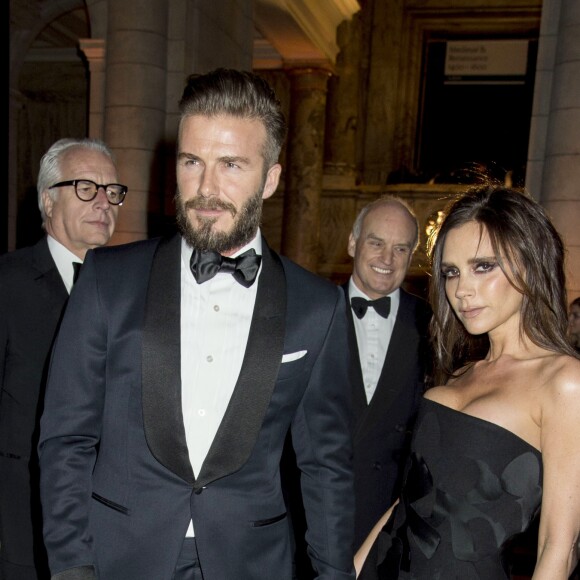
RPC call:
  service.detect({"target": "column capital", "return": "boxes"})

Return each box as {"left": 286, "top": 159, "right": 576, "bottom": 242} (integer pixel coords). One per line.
{"left": 79, "top": 38, "right": 106, "bottom": 63}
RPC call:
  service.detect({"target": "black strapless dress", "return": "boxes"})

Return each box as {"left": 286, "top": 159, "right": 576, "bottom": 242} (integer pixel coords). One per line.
{"left": 359, "top": 398, "right": 543, "bottom": 580}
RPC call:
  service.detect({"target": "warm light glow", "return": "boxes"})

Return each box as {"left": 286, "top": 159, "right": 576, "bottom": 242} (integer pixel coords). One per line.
{"left": 425, "top": 210, "right": 445, "bottom": 238}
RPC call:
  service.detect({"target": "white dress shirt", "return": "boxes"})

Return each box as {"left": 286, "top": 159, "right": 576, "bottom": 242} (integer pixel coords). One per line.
{"left": 349, "top": 279, "right": 400, "bottom": 404}
{"left": 181, "top": 231, "right": 262, "bottom": 536}
{"left": 46, "top": 235, "right": 82, "bottom": 294}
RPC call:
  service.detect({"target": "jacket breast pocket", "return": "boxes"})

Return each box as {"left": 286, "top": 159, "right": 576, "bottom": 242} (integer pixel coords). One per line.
{"left": 277, "top": 351, "right": 309, "bottom": 382}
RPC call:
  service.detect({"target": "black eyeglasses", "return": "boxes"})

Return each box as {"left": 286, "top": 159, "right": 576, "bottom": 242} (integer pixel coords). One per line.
{"left": 49, "top": 179, "right": 128, "bottom": 206}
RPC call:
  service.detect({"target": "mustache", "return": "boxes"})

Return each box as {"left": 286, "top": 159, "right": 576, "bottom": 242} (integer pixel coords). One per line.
{"left": 182, "top": 196, "right": 237, "bottom": 217}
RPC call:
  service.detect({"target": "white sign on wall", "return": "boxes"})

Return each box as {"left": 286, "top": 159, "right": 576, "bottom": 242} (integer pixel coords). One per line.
{"left": 445, "top": 40, "right": 529, "bottom": 84}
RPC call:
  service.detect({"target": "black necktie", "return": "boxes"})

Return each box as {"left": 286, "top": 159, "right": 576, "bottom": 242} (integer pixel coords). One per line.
{"left": 351, "top": 296, "right": 391, "bottom": 319}
{"left": 72, "top": 262, "right": 82, "bottom": 285}
{"left": 190, "top": 248, "right": 261, "bottom": 288}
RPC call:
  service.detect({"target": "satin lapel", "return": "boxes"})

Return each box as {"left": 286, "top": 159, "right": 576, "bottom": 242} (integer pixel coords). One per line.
{"left": 195, "top": 239, "right": 286, "bottom": 490}
{"left": 142, "top": 234, "right": 194, "bottom": 484}
{"left": 355, "top": 291, "right": 416, "bottom": 443}
{"left": 342, "top": 284, "right": 368, "bottom": 421}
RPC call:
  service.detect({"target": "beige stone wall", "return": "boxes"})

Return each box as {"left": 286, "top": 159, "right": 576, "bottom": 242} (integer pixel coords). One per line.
{"left": 528, "top": 0, "right": 580, "bottom": 301}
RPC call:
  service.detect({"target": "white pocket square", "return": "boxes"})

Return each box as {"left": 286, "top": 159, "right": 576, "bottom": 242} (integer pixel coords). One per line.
{"left": 281, "top": 350, "right": 307, "bottom": 363}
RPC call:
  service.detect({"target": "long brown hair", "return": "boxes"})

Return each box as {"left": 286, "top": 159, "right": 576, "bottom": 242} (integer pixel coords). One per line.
{"left": 427, "top": 184, "right": 577, "bottom": 385}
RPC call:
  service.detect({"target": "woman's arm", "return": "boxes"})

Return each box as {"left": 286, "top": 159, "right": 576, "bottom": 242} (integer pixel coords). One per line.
{"left": 354, "top": 500, "right": 399, "bottom": 577}
{"left": 533, "top": 358, "right": 580, "bottom": 579}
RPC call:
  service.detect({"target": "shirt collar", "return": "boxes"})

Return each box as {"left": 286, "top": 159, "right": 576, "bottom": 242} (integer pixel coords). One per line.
{"left": 46, "top": 235, "right": 83, "bottom": 294}
{"left": 348, "top": 277, "right": 401, "bottom": 315}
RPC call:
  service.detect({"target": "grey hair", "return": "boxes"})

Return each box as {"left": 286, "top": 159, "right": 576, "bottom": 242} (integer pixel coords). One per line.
{"left": 37, "top": 138, "right": 116, "bottom": 225}
{"left": 352, "top": 195, "right": 420, "bottom": 252}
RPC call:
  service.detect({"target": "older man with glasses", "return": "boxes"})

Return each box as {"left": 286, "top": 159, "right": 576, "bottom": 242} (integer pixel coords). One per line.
{"left": 0, "top": 138, "right": 126, "bottom": 579}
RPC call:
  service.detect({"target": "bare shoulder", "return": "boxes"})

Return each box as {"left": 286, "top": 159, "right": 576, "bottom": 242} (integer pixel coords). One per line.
{"left": 541, "top": 354, "right": 580, "bottom": 394}
{"left": 539, "top": 354, "right": 580, "bottom": 416}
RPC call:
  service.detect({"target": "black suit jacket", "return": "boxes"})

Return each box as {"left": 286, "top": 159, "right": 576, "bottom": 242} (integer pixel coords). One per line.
{"left": 39, "top": 234, "right": 355, "bottom": 580}
{"left": 0, "top": 237, "right": 68, "bottom": 575}
{"left": 343, "top": 284, "right": 431, "bottom": 549}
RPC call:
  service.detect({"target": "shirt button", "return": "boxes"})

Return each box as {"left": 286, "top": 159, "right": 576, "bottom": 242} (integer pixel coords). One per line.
{"left": 198, "top": 409, "right": 206, "bottom": 417}
{"left": 206, "top": 355, "right": 213, "bottom": 363}
{"left": 213, "top": 304, "right": 220, "bottom": 312}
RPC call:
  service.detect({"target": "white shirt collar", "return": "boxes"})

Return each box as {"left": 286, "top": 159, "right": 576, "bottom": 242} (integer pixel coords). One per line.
{"left": 348, "top": 278, "right": 401, "bottom": 403}
{"left": 46, "top": 235, "right": 83, "bottom": 294}
{"left": 348, "top": 277, "right": 401, "bottom": 311}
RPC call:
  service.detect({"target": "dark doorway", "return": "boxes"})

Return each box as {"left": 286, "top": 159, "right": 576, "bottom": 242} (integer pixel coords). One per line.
{"left": 417, "top": 36, "right": 538, "bottom": 184}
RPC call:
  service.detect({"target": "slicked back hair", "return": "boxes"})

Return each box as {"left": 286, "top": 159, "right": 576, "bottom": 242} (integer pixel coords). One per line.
{"left": 178, "top": 68, "right": 287, "bottom": 171}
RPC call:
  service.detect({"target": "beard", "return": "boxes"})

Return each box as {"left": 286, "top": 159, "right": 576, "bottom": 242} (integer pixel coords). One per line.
{"left": 175, "top": 188, "right": 264, "bottom": 254}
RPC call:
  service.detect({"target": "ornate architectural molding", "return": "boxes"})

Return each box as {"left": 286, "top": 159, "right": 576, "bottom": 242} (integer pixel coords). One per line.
{"left": 78, "top": 38, "right": 105, "bottom": 64}
{"left": 254, "top": 0, "right": 360, "bottom": 66}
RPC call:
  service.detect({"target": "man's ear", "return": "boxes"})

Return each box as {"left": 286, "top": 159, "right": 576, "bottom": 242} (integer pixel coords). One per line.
{"left": 347, "top": 233, "right": 357, "bottom": 259}
{"left": 262, "top": 164, "right": 282, "bottom": 200}
{"left": 41, "top": 190, "right": 54, "bottom": 219}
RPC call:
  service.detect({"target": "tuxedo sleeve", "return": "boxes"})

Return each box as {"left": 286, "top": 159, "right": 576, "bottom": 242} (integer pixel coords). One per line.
{"left": 38, "top": 249, "right": 103, "bottom": 578}
{"left": 290, "top": 287, "right": 356, "bottom": 579}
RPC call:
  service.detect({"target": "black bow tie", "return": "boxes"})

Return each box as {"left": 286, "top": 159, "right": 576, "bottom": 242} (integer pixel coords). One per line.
{"left": 351, "top": 296, "right": 391, "bottom": 319}
{"left": 190, "top": 248, "right": 261, "bottom": 288}
{"left": 72, "top": 261, "right": 83, "bottom": 285}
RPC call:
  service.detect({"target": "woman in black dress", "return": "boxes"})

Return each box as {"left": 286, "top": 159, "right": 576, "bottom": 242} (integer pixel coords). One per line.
{"left": 355, "top": 184, "right": 580, "bottom": 580}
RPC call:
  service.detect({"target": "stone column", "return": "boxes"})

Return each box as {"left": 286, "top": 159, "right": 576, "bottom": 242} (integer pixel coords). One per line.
{"left": 526, "top": 0, "right": 560, "bottom": 201}
{"left": 281, "top": 68, "right": 331, "bottom": 272}
{"left": 79, "top": 39, "right": 106, "bottom": 140}
{"left": 529, "top": 0, "right": 580, "bottom": 299}
{"left": 103, "top": 0, "right": 168, "bottom": 245}
{"left": 324, "top": 14, "right": 361, "bottom": 185}
{"left": 360, "top": 0, "right": 404, "bottom": 184}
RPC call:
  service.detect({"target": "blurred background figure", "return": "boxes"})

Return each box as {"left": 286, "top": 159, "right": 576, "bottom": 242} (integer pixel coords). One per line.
{"left": 0, "top": 138, "right": 123, "bottom": 579}
{"left": 344, "top": 196, "right": 432, "bottom": 551}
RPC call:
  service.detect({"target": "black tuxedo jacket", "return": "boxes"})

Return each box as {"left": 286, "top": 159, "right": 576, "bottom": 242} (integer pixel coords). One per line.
{"left": 39, "top": 234, "right": 355, "bottom": 580}
{"left": 343, "top": 285, "right": 431, "bottom": 549}
{"left": 0, "top": 237, "right": 68, "bottom": 576}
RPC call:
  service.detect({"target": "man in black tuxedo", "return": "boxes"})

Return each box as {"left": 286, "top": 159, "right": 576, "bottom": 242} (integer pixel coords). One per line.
{"left": 0, "top": 138, "right": 124, "bottom": 579}
{"left": 344, "top": 196, "right": 432, "bottom": 549}
{"left": 38, "top": 69, "right": 355, "bottom": 580}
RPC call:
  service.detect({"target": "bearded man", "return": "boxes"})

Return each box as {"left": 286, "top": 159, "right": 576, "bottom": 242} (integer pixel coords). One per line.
{"left": 38, "top": 69, "right": 355, "bottom": 580}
